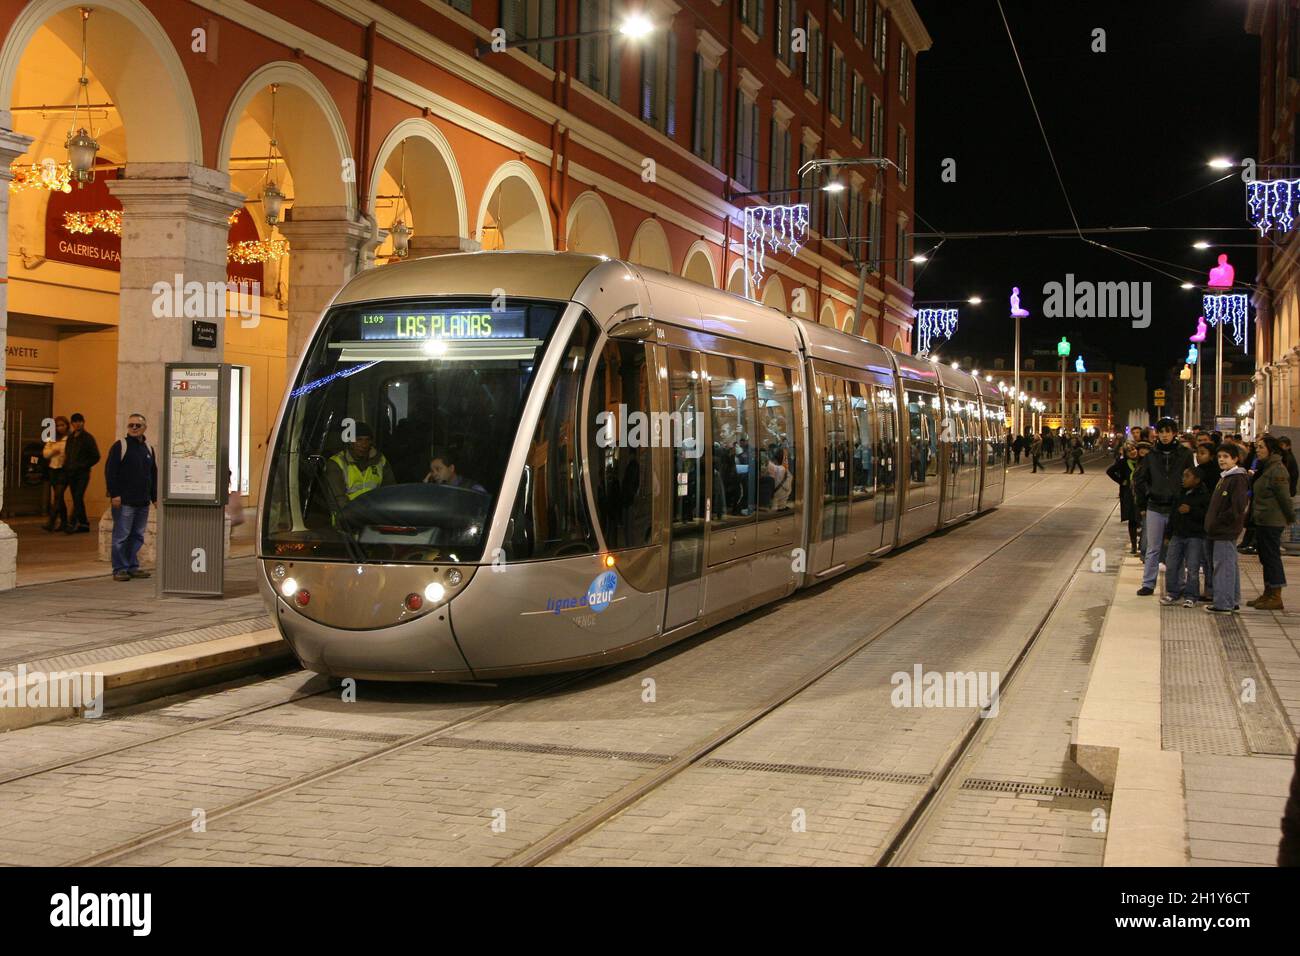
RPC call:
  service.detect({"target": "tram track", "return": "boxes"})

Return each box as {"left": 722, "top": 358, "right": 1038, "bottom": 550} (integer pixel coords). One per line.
{"left": 880, "top": 496, "right": 1119, "bottom": 866}
{"left": 500, "top": 474, "right": 1108, "bottom": 866}
{"left": 0, "top": 462, "right": 1113, "bottom": 868}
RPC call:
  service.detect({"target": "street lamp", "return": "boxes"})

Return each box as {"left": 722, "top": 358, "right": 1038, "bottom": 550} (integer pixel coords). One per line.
{"left": 1208, "top": 157, "right": 1236, "bottom": 169}
{"left": 1057, "top": 336, "right": 1071, "bottom": 437}
{"left": 475, "top": 13, "right": 657, "bottom": 57}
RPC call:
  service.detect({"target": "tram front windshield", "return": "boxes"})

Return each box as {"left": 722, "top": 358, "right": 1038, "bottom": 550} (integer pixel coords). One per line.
{"left": 262, "top": 297, "right": 565, "bottom": 563}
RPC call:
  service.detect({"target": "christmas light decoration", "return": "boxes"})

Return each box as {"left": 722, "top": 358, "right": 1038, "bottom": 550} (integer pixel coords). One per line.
{"left": 1207, "top": 253, "right": 1235, "bottom": 289}
{"left": 1075, "top": 355, "right": 1086, "bottom": 374}
{"left": 7, "top": 160, "right": 73, "bottom": 193}
{"left": 1203, "top": 293, "right": 1250, "bottom": 352}
{"left": 1190, "top": 315, "right": 1207, "bottom": 343}
{"left": 228, "top": 238, "right": 289, "bottom": 265}
{"left": 743, "top": 203, "right": 808, "bottom": 287}
{"left": 63, "top": 209, "right": 121, "bottom": 235}
{"left": 1246, "top": 178, "right": 1300, "bottom": 235}
{"left": 1186, "top": 344, "right": 1198, "bottom": 365}
{"left": 915, "top": 308, "right": 958, "bottom": 356}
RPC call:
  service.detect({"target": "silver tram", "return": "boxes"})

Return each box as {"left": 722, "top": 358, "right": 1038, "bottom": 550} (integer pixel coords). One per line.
{"left": 259, "top": 252, "right": 1008, "bottom": 680}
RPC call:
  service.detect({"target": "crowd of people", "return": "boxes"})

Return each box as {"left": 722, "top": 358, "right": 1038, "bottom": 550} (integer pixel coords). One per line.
{"left": 1006, "top": 428, "right": 1095, "bottom": 475}
{"left": 1105, "top": 418, "right": 1298, "bottom": 613}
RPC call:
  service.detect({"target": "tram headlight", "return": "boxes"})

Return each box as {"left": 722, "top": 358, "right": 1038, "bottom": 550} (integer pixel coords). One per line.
{"left": 424, "top": 581, "right": 446, "bottom": 603}
{"left": 445, "top": 569, "right": 463, "bottom": 587}
{"left": 280, "top": 577, "right": 299, "bottom": 598}
{"left": 272, "top": 563, "right": 287, "bottom": 580}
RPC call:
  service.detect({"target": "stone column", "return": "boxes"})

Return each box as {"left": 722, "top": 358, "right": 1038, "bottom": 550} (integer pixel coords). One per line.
{"left": 275, "top": 206, "right": 377, "bottom": 363}
{"left": 0, "top": 127, "right": 35, "bottom": 591}
{"left": 98, "top": 163, "right": 244, "bottom": 565}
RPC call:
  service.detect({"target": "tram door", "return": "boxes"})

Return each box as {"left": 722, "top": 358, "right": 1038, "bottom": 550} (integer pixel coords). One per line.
{"left": 817, "top": 375, "right": 850, "bottom": 568}
{"left": 663, "top": 347, "right": 706, "bottom": 631}
{"left": 843, "top": 382, "right": 883, "bottom": 556}
{"left": 874, "top": 386, "right": 898, "bottom": 548}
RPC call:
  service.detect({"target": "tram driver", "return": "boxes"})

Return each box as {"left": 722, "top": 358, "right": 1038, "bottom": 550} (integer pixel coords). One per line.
{"left": 424, "top": 447, "right": 488, "bottom": 495}
{"left": 327, "top": 422, "right": 396, "bottom": 502}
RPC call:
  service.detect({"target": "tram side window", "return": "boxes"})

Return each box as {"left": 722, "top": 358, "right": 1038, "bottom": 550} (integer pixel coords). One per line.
{"left": 906, "top": 389, "right": 938, "bottom": 505}
{"left": 849, "top": 382, "right": 875, "bottom": 501}
{"left": 588, "top": 339, "right": 655, "bottom": 550}
{"left": 506, "top": 312, "right": 600, "bottom": 560}
{"left": 757, "top": 365, "right": 796, "bottom": 513}
{"left": 708, "top": 355, "right": 757, "bottom": 524}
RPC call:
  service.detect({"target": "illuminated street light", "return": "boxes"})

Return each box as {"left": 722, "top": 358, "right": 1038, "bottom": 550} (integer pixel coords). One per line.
{"left": 1208, "top": 157, "right": 1236, "bottom": 169}
{"left": 1180, "top": 282, "right": 1195, "bottom": 290}
{"left": 822, "top": 181, "right": 846, "bottom": 194}
{"left": 967, "top": 296, "right": 982, "bottom": 305}
{"left": 1193, "top": 240, "right": 1210, "bottom": 250}
{"left": 618, "top": 13, "right": 655, "bottom": 37}
{"left": 911, "top": 254, "right": 928, "bottom": 264}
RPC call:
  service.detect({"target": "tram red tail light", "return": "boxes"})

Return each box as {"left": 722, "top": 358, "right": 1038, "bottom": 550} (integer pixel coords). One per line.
{"left": 404, "top": 592, "right": 423, "bottom": 611}
{"left": 295, "top": 589, "right": 311, "bottom": 606}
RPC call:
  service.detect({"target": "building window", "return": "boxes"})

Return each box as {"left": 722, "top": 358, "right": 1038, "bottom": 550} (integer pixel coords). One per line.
{"left": 899, "top": 42, "right": 911, "bottom": 100}
{"left": 693, "top": 55, "right": 724, "bottom": 167}
{"left": 851, "top": 73, "right": 866, "bottom": 141}
{"left": 802, "top": 141, "right": 822, "bottom": 234}
{"left": 854, "top": 0, "right": 869, "bottom": 44}
{"left": 830, "top": 46, "right": 846, "bottom": 120}
{"left": 897, "top": 124, "right": 909, "bottom": 185}
{"left": 870, "top": 95, "right": 882, "bottom": 154}
{"left": 1091, "top": 402, "right": 1100, "bottom": 414}
{"left": 867, "top": 192, "right": 881, "bottom": 271}
{"left": 740, "top": 0, "right": 764, "bottom": 37}
{"left": 640, "top": 26, "right": 678, "bottom": 136}
{"left": 444, "top": 0, "right": 472, "bottom": 12}
{"left": 734, "top": 89, "right": 760, "bottom": 189}
{"left": 769, "top": 118, "right": 792, "bottom": 193}
{"left": 1240, "top": 380, "right": 1251, "bottom": 395}
{"left": 577, "top": 1, "right": 622, "bottom": 104}
{"left": 500, "top": 0, "right": 557, "bottom": 69}
{"left": 775, "top": 0, "right": 795, "bottom": 67}
{"left": 873, "top": 2, "right": 888, "bottom": 71}
{"left": 895, "top": 220, "right": 908, "bottom": 283}
{"left": 1090, "top": 379, "right": 1100, "bottom": 393}
{"left": 804, "top": 15, "right": 824, "bottom": 99}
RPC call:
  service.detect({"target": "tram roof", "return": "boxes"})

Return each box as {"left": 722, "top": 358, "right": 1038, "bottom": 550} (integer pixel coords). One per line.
{"left": 332, "top": 251, "right": 609, "bottom": 306}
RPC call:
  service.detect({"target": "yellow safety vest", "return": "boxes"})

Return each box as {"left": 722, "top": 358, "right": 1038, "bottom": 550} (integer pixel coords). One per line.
{"left": 331, "top": 451, "right": 387, "bottom": 500}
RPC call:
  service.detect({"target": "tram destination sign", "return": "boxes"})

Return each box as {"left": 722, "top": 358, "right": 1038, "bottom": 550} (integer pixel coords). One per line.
{"left": 358, "top": 308, "right": 528, "bottom": 341}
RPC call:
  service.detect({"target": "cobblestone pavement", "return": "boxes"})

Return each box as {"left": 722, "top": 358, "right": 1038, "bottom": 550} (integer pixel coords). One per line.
{"left": 0, "top": 465, "right": 1131, "bottom": 866}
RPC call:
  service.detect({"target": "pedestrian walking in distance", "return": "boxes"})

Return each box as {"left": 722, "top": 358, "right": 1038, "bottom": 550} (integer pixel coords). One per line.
{"left": 61, "top": 412, "right": 100, "bottom": 534}
{"left": 1134, "top": 418, "right": 1194, "bottom": 597}
{"left": 1030, "top": 433, "right": 1043, "bottom": 473}
{"left": 104, "top": 413, "right": 157, "bottom": 582}
{"left": 1204, "top": 443, "right": 1250, "bottom": 613}
{"left": 42, "top": 415, "right": 70, "bottom": 532}
{"left": 1246, "top": 434, "right": 1294, "bottom": 611}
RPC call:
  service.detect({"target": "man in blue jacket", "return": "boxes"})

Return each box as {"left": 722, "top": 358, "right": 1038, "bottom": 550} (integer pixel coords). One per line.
{"left": 103, "top": 412, "right": 157, "bottom": 582}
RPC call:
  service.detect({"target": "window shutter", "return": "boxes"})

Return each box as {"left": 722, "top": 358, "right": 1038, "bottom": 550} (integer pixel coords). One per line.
{"left": 712, "top": 71, "right": 723, "bottom": 165}
{"left": 577, "top": 3, "right": 594, "bottom": 87}
{"left": 539, "top": 0, "right": 556, "bottom": 68}
{"left": 666, "top": 31, "right": 678, "bottom": 137}
{"left": 608, "top": 31, "right": 622, "bottom": 103}
{"left": 757, "top": 0, "right": 766, "bottom": 37}
{"left": 735, "top": 90, "right": 744, "bottom": 182}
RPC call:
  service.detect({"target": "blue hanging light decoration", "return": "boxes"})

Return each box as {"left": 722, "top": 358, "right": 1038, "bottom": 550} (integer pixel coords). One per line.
{"left": 1202, "top": 293, "right": 1251, "bottom": 354}
{"left": 1246, "top": 178, "right": 1300, "bottom": 235}
{"left": 915, "top": 308, "right": 959, "bottom": 356}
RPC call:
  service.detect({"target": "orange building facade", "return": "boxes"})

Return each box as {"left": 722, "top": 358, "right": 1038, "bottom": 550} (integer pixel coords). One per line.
{"left": 0, "top": 0, "right": 928, "bottom": 587}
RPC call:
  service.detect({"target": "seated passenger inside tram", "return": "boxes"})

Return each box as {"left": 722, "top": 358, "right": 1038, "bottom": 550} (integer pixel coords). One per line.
{"left": 423, "top": 447, "right": 488, "bottom": 495}
{"left": 326, "top": 422, "right": 396, "bottom": 503}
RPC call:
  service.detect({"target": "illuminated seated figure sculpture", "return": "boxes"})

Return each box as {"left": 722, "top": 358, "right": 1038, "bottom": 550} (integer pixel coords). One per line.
{"left": 1190, "top": 315, "right": 1207, "bottom": 343}
{"left": 1010, "top": 287, "right": 1030, "bottom": 318}
{"left": 1207, "top": 254, "right": 1234, "bottom": 289}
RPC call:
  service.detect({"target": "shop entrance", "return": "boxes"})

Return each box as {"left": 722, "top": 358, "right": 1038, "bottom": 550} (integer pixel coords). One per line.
{"left": 2, "top": 381, "right": 52, "bottom": 517}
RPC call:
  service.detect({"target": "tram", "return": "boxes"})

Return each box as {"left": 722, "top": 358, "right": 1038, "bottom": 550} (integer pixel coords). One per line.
{"left": 259, "top": 252, "right": 1008, "bottom": 680}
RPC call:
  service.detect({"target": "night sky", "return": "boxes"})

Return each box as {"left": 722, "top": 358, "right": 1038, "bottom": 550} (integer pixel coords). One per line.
{"left": 911, "top": 0, "right": 1260, "bottom": 402}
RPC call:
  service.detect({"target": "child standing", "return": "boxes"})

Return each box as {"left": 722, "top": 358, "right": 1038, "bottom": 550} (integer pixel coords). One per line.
{"left": 1205, "top": 443, "right": 1252, "bottom": 614}
{"left": 1162, "top": 467, "right": 1210, "bottom": 607}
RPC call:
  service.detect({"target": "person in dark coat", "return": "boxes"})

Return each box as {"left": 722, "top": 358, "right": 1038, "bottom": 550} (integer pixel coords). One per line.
{"left": 103, "top": 412, "right": 158, "bottom": 582}
{"left": 61, "top": 412, "right": 100, "bottom": 534}
{"left": 1134, "top": 418, "right": 1195, "bottom": 596}
{"left": 1205, "top": 443, "right": 1251, "bottom": 613}
{"left": 1107, "top": 443, "right": 1140, "bottom": 554}
{"left": 1162, "top": 467, "right": 1210, "bottom": 606}
{"left": 1247, "top": 435, "right": 1295, "bottom": 611}
{"left": 1281, "top": 745, "right": 1300, "bottom": 866}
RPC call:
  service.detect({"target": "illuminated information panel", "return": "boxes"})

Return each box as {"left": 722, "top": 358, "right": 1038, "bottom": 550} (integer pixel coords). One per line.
{"left": 358, "top": 308, "right": 528, "bottom": 341}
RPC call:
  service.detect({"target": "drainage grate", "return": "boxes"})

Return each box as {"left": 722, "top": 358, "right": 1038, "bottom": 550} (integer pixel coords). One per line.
{"left": 701, "top": 757, "right": 930, "bottom": 786}
{"left": 960, "top": 777, "right": 1110, "bottom": 801}
{"left": 424, "top": 737, "right": 674, "bottom": 764}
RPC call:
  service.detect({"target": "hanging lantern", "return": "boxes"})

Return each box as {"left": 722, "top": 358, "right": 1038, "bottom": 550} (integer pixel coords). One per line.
{"left": 65, "top": 9, "right": 99, "bottom": 187}
{"left": 262, "top": 181, "right": 285, "bottom": 227}
{"left": 390, "top": 220, "right": 412, "bottom": 258}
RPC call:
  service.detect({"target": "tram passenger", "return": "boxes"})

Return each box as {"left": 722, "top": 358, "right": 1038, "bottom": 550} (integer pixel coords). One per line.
{"left": 327, "top": 423, "right": 395, "bottom": 502}
{"left": 764, "top": 446, "right": 792, "bottom": 511}
{"left": 423, "top": 447, "right": 487, "bottom": 494}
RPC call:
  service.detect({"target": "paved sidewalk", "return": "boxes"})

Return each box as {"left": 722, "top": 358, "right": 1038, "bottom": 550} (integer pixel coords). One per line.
{"left": 0, "top": 555, "right": 271, "bottom": 674}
